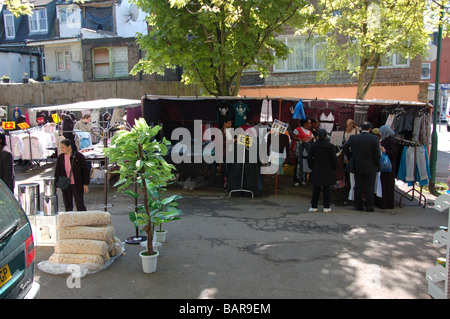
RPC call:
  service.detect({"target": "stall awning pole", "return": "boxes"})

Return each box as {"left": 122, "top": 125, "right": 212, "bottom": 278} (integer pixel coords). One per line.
{"left": 430, "top": 2, "right": 444, "bottom": 193}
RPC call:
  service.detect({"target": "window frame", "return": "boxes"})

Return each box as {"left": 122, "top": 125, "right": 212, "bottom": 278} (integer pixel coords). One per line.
{"left": 56, "top": 50, "right": 70, "bottom": 72}
{"left": 4, "top": 13, "right": 15, "bottom": 39}
{"left": 29, "top": 8, "right": 48, "bottom": 33}
{"left": 273, "top": 35, "right": 324, "bottom": 73}
{"left": 92, "top": 46, "right": 129, "bottom": 79}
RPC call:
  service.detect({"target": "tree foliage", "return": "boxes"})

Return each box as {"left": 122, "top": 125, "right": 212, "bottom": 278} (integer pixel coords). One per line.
{"left": 299, "top": 0, "right": 432, "bottom": 99}
{"left": 3, "top": 0, "right": 33, "bottom": 17}
{"left": 130, "top": 0, "right": 314, "bottom": 96}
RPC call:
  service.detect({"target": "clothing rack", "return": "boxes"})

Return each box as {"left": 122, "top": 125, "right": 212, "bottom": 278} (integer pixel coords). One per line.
{"left": 228, "top": 141, "right": 255, "bottom": 199}
{"left": 394, "top": 137, "right": 427, "bottom": 208}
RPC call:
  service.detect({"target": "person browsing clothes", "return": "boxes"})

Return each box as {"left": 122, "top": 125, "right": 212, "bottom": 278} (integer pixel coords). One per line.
{"left": 307, "top": 129, "right": 337, "bottom": 213}
{"left": 54, "top": 139, "right": 90, "bottom": 211}
{"left": 342, "top": 122, "right": 380, "bottom": 212}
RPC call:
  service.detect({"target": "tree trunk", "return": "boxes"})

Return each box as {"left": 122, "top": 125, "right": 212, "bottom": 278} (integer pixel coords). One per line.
{"left": 138, "top": 143, "right": 154, "bottom": 256}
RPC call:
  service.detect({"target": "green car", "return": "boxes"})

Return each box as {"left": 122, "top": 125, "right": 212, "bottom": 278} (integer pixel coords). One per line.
{"left": 0, "top": 180, "right": 40, "bottom": 298}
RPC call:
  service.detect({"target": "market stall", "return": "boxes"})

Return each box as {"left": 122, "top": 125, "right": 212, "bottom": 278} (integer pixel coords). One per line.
{"left": 141, "top": 95, "right": 432, "bottom": 205}
{"left": 30, "top": 98, "right": 141, "bottom": 211}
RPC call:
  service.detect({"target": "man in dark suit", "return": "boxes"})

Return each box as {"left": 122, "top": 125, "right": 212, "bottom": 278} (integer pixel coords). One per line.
{"left": 342, "top": 122, "right": 380, "bottom": 212}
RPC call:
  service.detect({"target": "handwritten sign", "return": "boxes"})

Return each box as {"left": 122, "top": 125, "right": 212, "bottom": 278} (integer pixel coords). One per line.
{"left": 2, "top": 122, "right": 15, "bottom": 130}
{"left": 270, "top": 119, "right": 288, "bottom": 135}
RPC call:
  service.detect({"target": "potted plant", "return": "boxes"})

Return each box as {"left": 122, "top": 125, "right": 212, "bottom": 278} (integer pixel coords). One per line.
{"left": 22, "top": 73, "right": 29, "bottom": 83}
{"left": 1, "top": 75, "right": 10, "bottom": 83}
{"left": 103, "top": 118, "right": 181, "bottom": 273}
{"left": 131, "top": 186, "right": 182, "bottom": 245}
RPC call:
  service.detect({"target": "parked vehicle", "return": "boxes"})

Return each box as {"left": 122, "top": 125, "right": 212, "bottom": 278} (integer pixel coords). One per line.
{"left": 0, "top": 180, "right": 40, "bottom": 298}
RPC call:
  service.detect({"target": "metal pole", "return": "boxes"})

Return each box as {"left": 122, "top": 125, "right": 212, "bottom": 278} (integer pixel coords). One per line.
{"left": 430, "top": 4, "right": 444, "bottom": 194}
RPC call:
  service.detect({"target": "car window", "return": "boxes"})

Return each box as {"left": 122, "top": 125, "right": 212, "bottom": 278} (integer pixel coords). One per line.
{"left": 0, "top": 181, "right": 28, "bottom": 234}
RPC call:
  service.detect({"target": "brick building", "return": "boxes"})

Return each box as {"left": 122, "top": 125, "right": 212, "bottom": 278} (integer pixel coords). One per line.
{"left": 239, "top": 34, "right": 427, "bottom": 103}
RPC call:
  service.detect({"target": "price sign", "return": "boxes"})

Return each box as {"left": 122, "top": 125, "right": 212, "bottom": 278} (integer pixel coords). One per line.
{"left": 17, "top": 122, "right": 30, "bottom": 130}
{"left": 270, "top": 119, "right": 288, "bottom": 135}
{"left": 51, "top": 113, "right": 60, "bottom": 123}
{"left": 237, "top": 134, "right": 253, "bottom": 147}
{"left": 2, "top": 122, "right": 15, "bottom": 130}
{"left": 36, "top": 117, "right": 45, "bottom": 124}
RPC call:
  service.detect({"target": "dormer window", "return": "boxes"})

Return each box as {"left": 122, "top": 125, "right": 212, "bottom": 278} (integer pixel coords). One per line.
{"left": 4, "top": 13, "right": 15, "bottom": 39}
{"left": 29, "top": 8, "right": 48, "bottom": 33}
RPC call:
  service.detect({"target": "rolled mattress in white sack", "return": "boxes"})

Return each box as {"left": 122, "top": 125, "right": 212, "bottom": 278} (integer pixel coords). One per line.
{"left": 58, "top": 225, "right": 115, "bottom": 241}
{"left": 55, "top": 239, "right": 109, "bottom": 256}
{"left": 57, "top": 211, "right": 111, "bottom": 228}
{"left": 49, "top": 253, "right": 104, "bottom": 266}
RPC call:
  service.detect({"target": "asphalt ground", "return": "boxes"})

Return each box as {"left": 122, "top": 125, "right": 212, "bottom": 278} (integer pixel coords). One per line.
{"left": 11, "top": 162, "right": 447, "bottom": 301}
{"left": 10, "top": 123, "right": 450, "bottom": 303}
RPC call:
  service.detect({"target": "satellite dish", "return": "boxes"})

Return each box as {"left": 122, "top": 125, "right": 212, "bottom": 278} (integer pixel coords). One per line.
{"left": 126, "top": 3, "right": 139, "bottom": 22}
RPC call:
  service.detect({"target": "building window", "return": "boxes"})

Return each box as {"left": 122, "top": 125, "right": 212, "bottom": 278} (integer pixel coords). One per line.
{"left": 422, "top": 63, "right": 431, "bottom": 80}
{"left": 4, "top": 13, "right": 15, "bottom": 39}
{"left": 92, "top": 47, "right": 129, "bottom": 79}
{"left": 379, "top": 52, "right": 409, "bottom": 68}
{"left": 58, "top": 7, "right": 77, "bottom": 25}
{"left": 274, "top": 36, "right": 324, "bottom": 72}
{"left": 29, "top": 9, "right": 48, "bottom": 33}
{"left": 56, "top": 51, "right": 70, "bottom": 71}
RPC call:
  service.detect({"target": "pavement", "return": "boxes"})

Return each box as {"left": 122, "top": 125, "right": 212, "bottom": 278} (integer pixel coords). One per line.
{"left": 11, "top": 123, "right": 450, "bottom": 300}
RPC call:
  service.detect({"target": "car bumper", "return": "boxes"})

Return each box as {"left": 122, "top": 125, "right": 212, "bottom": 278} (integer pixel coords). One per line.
{"left": 23, "top": 282, "right": 40, "bottom": 299}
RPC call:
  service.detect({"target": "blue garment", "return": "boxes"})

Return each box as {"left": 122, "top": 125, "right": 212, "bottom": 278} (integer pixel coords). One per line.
{"left": 293, "top": 100, "right": 306, "bottom": 120}
{"left": 397, "top": 145, "right": 430, "bottom": 186}
{"left": 74, "top": 130, "right": 92, "bottom": 150}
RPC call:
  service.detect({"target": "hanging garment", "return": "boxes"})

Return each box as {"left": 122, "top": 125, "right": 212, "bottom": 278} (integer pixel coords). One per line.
{"left": 319, "top": 112, "right": 335, "bottom": 133}
{"left": 233, "top": 101, "right": 250, "bottom": 127}
{"left": 260, "top": 99, "right": 273, "bottom": 122}
{"left": 397, "top": 145, "right": 430, "bottom": 186}
{"left": 385, "top": 113, "right": 396, "bottom": 129}
{"left": 353, "top": 105, "right": 369, "bottom": 126}
{"left": 292, "top": 100, "right": 306, "bottom": 120}
{"left": 216, "top": 101, "right": 233, "bottom": 128}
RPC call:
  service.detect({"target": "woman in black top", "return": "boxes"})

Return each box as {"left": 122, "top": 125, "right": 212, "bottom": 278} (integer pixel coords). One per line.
{"left": 307, "top": 129, "right": 338, "bottom": 213}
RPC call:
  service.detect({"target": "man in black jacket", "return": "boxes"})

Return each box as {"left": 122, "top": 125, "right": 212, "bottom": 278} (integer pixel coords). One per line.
{"left": 342, "top": 122, "right": 380, "bottom": 212}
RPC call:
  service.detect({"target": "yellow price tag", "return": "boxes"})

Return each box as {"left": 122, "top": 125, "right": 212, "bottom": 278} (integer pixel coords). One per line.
{"left": 17, "top": 122, "right": 30, "bottom": 130}
{"left": 51, "top": 113, "right": 60, "bottom": 123}
{"left": 237, "top": 134, "right": 253, "bottom": 147}
{"left": 1, "top": 122, "right": 15, "bottom": 130}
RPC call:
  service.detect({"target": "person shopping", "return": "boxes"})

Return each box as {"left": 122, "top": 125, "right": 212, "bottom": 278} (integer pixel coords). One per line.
{"left": 375, "top": 125, "right": 398, "bottom": 209}
{"left": 54, "top": 139, "right": 90, "bottom": 211}
{"left": 307, "top": 129, "right": 337, "bottom": 213}
{"left": 342, "top": 122, "right": 380, "bottom": 212}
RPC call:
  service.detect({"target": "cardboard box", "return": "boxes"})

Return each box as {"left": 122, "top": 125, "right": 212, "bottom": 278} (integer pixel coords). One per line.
{"left": 28, "top": 213, "right": 58, "bottom": 246}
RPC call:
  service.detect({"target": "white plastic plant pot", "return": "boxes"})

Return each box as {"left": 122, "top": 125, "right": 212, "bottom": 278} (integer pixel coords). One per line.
{"left": 155, "top": 229, "right": 167, "bottom": 243}
{"left": 139, "top": 250, "right": 159, "bottom": 273}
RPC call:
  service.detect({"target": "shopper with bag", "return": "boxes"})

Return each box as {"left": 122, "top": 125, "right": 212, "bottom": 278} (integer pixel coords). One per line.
{"left": 54, "top": 139, "right": 90, "bottom": 211}
{"left": 376, "top": 125, "right": 398, "bottom": 209}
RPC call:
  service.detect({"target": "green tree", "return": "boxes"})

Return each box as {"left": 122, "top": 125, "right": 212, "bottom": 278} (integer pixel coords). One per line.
{"left": 130, "top": 0, "right": 314, "bottom": 96}
{"left": 4, "top": 0, "right": 33, "bottom": 17}
{"left": 300, "top": 0, "right": 431, "bottom": 100}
